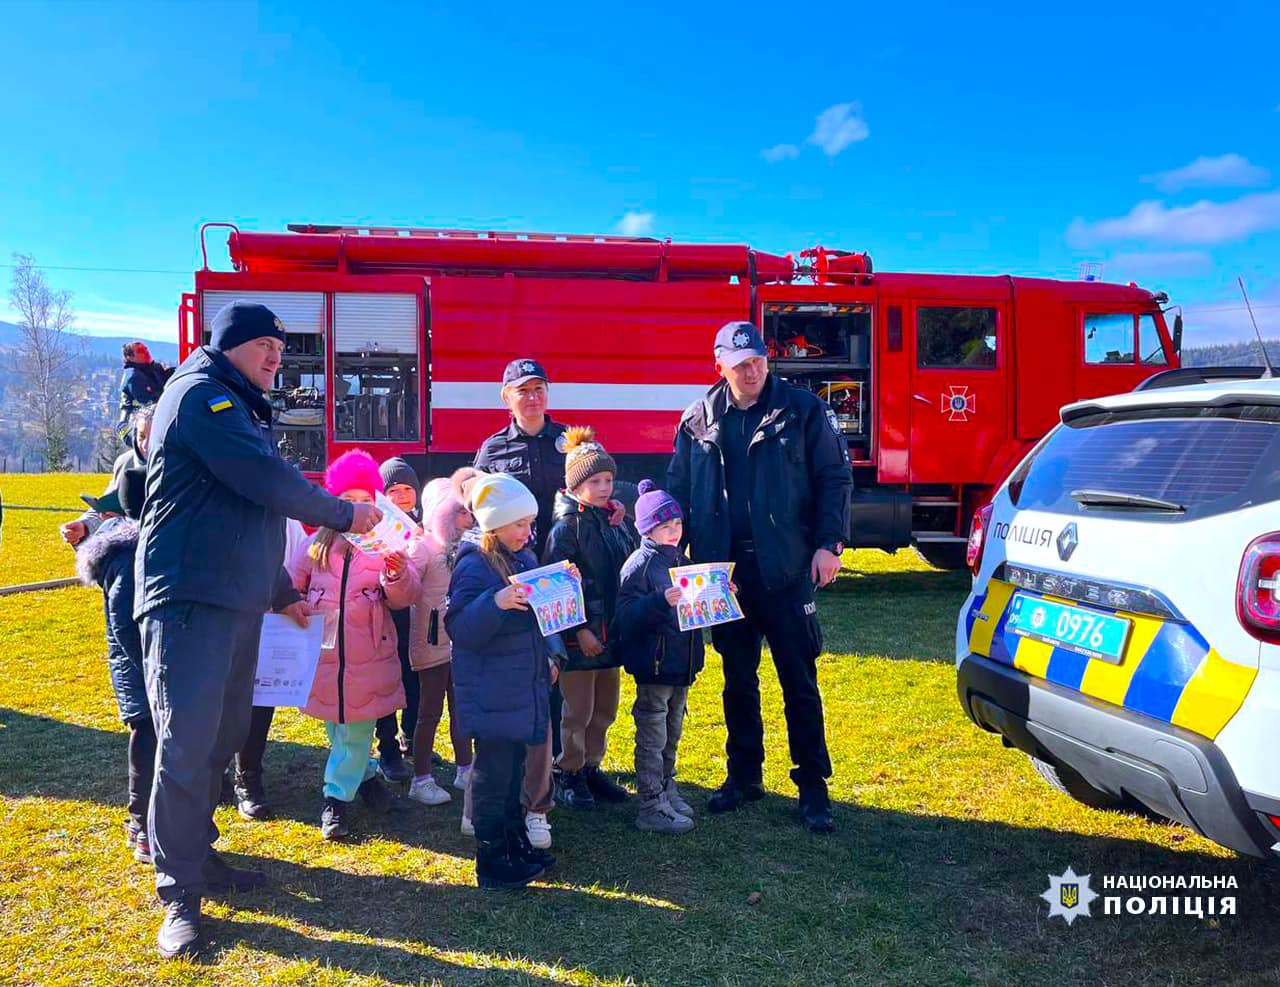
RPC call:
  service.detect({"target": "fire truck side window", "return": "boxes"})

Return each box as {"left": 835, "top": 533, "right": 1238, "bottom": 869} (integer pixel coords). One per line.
{"left": 915, "top": 307, "right": 997, "bottom": 368}
{"left": 333, "top": 293, "right": 420, "bottom": 443}
{"left": 1083, "top": 313, "right": 1136, "bottom": 364}
{"left": 1139, "top": 314, "right": 1169, "bottom": 366}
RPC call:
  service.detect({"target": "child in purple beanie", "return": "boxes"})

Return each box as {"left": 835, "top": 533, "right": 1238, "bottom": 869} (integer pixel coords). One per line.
{"left": 613, "top": 480, "right": 706, "bottom": 834}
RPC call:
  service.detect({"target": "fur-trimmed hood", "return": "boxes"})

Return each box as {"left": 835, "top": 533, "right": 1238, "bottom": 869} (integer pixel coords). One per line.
{"left": 76, "top": 518, "right": 140, "bottom": 587}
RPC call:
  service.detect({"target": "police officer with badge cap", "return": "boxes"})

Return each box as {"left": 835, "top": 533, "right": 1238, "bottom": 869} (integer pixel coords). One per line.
{"left": 667, "top": 321, "right": 852, "bottom": 833}
{"left": 135, "top": 299, "right": 381, "bottom": 959}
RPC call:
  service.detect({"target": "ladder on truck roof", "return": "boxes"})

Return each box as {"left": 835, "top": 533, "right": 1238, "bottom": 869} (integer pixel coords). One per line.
{"left": 285, "top": 223, "right": 661, "bottom": 244}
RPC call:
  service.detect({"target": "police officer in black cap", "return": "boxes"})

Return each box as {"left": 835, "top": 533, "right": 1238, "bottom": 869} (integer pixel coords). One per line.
{"left": 667, "top": 321, "right": 852, "bottom": 833}
{"left": 135, "top": 300, "right": 381, "bottom": 959}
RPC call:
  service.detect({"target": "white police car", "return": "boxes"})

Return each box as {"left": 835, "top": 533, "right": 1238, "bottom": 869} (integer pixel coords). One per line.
{"left": 956, "top": 369, "right": 1280, "bottom": 858}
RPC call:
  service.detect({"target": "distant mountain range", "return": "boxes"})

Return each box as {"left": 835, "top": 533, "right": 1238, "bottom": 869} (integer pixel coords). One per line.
{"left": 0, "top": 320, "right": 179, "bottom": 363}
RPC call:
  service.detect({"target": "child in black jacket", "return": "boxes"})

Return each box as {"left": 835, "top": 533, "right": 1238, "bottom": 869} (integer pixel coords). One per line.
{"left": 614, "top": 480, "right": 706, "bottom": 834}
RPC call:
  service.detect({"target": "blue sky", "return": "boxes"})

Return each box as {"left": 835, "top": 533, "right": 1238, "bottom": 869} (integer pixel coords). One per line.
{"left": 1, "top": 0, "right": 1276, "bottom": 345}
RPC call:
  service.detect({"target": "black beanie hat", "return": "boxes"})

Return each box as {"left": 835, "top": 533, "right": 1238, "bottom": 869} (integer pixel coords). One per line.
{"left": 379, "top": 456, "right": 419, "bottom": 498}
{"left": 210, "top": 300, "right": 286, "bottom": 353}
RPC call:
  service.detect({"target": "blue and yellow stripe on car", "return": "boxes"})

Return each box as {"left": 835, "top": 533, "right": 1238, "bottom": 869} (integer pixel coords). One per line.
{"left": 964, "top": 580, "right": 1256, "bottom": 740}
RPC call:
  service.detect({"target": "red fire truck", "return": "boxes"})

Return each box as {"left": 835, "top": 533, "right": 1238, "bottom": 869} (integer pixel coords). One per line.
{"left": 179, "top": 223, "right": 1181, "bottom": 568}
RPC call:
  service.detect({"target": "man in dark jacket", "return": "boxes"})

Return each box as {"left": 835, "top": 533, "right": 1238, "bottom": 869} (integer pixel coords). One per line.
{"left": 667, "top": 321, "right": 852, "bottom": 834}
{"left": 135, "top": 300, "right": 380, "bottom": 959}
{"left": 118, "top": 341, "right": 171, "bottom": 438}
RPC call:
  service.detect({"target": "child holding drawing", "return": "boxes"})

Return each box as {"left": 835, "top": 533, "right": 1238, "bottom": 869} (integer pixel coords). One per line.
{"left": 542, "top": 427, "right": 638, "bottom": 810}
{"left": 614, "top": 480, "right": 706, "bottom": 834}
{"left": 288, "top": 450, "right": 420, "bottom": 840}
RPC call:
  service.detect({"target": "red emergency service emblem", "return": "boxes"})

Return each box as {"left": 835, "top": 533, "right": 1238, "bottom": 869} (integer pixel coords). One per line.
{"left": 940, "top": 386, "right": 976, "bottom": 422}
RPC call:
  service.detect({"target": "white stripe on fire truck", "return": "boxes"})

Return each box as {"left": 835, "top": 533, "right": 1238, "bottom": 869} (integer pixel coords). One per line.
{"left": 430, "top": 381, "right": 710, "bottom": 411}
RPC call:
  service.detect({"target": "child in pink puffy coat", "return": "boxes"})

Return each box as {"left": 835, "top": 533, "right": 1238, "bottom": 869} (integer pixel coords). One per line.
{"left": 289, "top": 450, "right": 420, "bottom": 840}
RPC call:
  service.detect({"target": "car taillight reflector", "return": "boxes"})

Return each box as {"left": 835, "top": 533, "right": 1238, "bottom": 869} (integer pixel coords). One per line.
{"left": 1237, "top": 533, "right": 1280, "bottom": 644}
{"left": 967, "top": 503, "right": 994, "bottom": 577}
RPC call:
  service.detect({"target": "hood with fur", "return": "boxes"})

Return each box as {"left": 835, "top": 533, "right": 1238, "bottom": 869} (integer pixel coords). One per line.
{"left": 76, "top": 518, "right": 140, "bottom": 587}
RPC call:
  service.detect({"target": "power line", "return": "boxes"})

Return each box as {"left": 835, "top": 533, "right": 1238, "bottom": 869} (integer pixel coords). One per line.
{"left": 0, "top": 263, "right": 189, "bottom": 275}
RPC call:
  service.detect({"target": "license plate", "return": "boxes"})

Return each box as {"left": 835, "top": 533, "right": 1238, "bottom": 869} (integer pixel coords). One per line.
{"left": 1007, "top": 593, "right": 1133, "bottom": 664}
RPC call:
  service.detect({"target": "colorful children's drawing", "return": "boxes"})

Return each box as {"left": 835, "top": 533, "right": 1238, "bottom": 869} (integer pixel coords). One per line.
{"left": 343, "top": 491, "right": 422, "bottom": 558}
{"left": 669, "top": 562, "right": 743, "bottom": 632}
{"left": 510, "top": 561, "right": 587, "bottom": 637}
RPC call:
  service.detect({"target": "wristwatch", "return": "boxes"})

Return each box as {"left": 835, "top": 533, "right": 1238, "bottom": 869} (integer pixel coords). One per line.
{"left": 821, "top": 541, "right": 845, "bottom": 556}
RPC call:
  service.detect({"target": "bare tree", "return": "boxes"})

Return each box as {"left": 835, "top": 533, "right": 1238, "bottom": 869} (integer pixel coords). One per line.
{"left": 8, "top": 254, "right": 82, "bottom": 470}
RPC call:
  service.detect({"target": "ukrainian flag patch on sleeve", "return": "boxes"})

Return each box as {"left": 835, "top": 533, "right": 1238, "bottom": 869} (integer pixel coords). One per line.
{"left": 207, "top": 396, "right": 234, "bottom": 413}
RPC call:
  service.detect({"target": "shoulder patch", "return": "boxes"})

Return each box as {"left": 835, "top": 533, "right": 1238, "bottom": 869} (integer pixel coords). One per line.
{"left": 207, "top": 395, "right": 234, "bottom": 414}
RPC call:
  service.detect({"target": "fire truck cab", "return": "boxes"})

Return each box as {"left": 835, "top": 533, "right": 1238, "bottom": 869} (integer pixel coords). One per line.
{"left": 179, "top": 224, "right": 1179, "bottom": 568}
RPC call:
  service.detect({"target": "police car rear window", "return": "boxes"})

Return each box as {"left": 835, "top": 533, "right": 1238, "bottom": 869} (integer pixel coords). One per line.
{"left": 1009, "top": 412, "right": 1280, "bottom": 517}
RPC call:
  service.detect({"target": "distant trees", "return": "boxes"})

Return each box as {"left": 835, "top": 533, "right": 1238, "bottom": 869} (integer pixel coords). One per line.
{"left": 7, "top": 254, "right": 83, "bottom": 471}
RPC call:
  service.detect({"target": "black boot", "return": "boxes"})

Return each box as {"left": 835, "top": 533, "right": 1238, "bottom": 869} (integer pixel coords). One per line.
{"left": 358, "top": 776, "right": 394, "bottom": 814}
{"left": 378, "top": 747, "right": 413, "bottom": 784}
{"left": 507, "top": 826, "right": 556, "bottom": 872}
{"left": 203, "top": 850, "right": 267, "bottom": 892}
{"left": 556, "top": 769, "right": 596, "bottom": 810}
{"left": 157, "top": 895, "right": 202, "bottom": 959}
{"left": 583, "top": 765, "right": 629, "bottom": 803}
{"left": 233, "top": 769, "right": 270, "bottom": 821}
{"left": 798, "top": 784, "right": 836, "bottom": 835}
{"left": 706, "top": 776, "right": 766, "bottom": 814}
{"left": 476, "top": 838, "right": 544, "bottom": 890}
{"left": 320, "top": 797, "right": 350, "bottom": 840}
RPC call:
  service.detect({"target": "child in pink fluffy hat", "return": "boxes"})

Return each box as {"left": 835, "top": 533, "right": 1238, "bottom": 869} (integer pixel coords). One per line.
{"left": 286, "top": 449, "right": 421, "bottom": 840}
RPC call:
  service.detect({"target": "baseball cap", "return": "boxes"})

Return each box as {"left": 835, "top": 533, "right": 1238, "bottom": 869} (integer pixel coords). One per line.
{"left": 502, "top": 358, "right": 550, "bottom": 388}
{"left": 713, "top": 321, "right": 767, "bottom": 368}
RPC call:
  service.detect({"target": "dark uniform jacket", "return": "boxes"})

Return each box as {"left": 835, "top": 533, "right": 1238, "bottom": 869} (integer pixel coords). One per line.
{"left": 134, "top": 346, "right": 352, "bottom": 620}
{"left": 541, "top": 491, "right": 639, "bottom": 671}
{"left": 446, "top": 541, "right": 558, "bottom": 745}
{"left": 666, "top": 374, "right": 852, "bottom": 592}
{"left": 473, "top": 417, "right": 568, "bottom": 557}
{"left": 614, "top": 538, "right": 705, "bottom": 687}
{"left": 118, "top": 359, "right": 170, "bottom": 428}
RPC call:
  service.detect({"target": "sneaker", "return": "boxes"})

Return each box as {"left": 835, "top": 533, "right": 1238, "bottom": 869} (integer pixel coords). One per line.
{"left": 320, "top": 797, "right": 350, "bottom": 840}
{"left": 408, "top": 774, "right": 452, "bottom": 806}
{"left": 233, "top": 769, "right": 270, "bottom": 821}
{"left": 663, "top": 778, "right": 693, "bottom": 818}
{"left": 798, "top": 786, "right": 836, "bottom": 835}
{"left": 378, "top": 749, "right": 413, "bottom": 785}
{"left": 203, "top": 850, "right": 266, "bottom": 892}
{"left": 636, "top": 796, "right": 695, "bottom": 835}
{"left": 460, "top": 812, "right": 475, "bottom": 837}
{"left": 453, "top": 764, "right": 473, "bottom": 791}
{"left": 134, "top": 829, "right": 153, "bottom": 864}
{"left": 157, "top": 895, "right": 202, "bottom": 959}
{"left": 475, "top": 838, "right": 543, "bottom": 890}
{"left": 584, "top": 765, "right": 629, "bottom": 803}
{"left": 556, "top": 770, "right": 596, "bottom": 810}
{"left": 524, "top": 811, "right": 552, "bottom": 850}
{"left": 706, "top": 776, "right": 765, "bottom": 814}
{"left": 508, "top": 825, "right": 555, "bottom": 871}
{"left": 358, "top": 776, "right": 394, "bottom": 814}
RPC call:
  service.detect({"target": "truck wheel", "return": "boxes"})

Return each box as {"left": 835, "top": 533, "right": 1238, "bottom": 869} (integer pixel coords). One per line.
{"left": 1029, "top": 755, "right": 1128, "bottom": 811}
{"left": 914, "top": 542, "right": 967, "bottom": 571}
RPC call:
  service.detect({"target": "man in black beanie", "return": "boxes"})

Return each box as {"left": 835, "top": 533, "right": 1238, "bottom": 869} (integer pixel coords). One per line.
{"left": 135, "top": 299, "right": 382, "bottom": 959}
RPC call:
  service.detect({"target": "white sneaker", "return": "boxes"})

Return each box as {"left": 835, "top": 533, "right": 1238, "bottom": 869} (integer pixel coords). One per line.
{"left": 525, "top": 811, "right": 552, "bottom": 849}
{"left": 408, "top": 775, "right": 452, "bottom": 806}
{"left": 453, "top": 764, "right": 472, "bottom": 791}
{"left": 460, "top": 813, "right": 474, "bottom": 836}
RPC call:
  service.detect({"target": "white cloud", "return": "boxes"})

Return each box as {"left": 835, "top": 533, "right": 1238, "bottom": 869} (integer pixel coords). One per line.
{"left": 761, "top": 143, "right": 800, "bottom": 163}
{"left": 1066, "top": 190, "right": 1280, "bottom": 246}
{"left": 1143, "top": 153, "right": 1270, "bottom": 193}
{"left": 806, "top": 102, "right": 869, "bottom": 157}
{"left": 1108, "top": 250, "right": 1212, "bottom": 277}
{"left": 616, "top": 211, "right": 655, "bottom": 236}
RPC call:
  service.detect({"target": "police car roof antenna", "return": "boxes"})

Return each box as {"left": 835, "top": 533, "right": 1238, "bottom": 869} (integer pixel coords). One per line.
{"left": 1238, "top": 276, "right": 1275, "bottom": 379}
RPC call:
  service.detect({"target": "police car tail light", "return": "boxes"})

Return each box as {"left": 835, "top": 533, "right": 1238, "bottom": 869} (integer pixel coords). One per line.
{"left": 1237, "top": 534, "right": 1280, "bottom": 644}
{"left": 966, "top": 503, "right": 994, "bottom": 576}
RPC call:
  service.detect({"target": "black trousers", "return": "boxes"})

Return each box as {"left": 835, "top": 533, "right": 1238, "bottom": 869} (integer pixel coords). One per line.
{"left": 471, "top": 737, "right": 527, "bottom": 844}
{"left": 126, "top": 716, "right": 157, "bottom": 833}
{"left": 709, "top": 556, "right": 832, "bottom": 791}
{"left": 376, "top": 608, "right": 419, "bottom": 756}
{"left": 236, "top": 705, "right": 275, "bottom": 775}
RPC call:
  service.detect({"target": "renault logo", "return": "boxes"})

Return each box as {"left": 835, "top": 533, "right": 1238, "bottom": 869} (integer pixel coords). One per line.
{"left": 1057, "top": 523, "right": 1079, "bottom": 562}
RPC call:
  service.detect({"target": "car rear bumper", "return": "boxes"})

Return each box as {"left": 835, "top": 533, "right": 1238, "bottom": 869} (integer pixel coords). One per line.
{"left": 957, "top": 653, "right": 1280, "bottom": 858}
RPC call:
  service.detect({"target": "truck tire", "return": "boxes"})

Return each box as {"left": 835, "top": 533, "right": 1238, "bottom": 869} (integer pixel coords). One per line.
{"left": 914, "top": 542, "right": 967, "bottom": 571}
{"left": 1029, "top": 755, "right": 1128, "bottom": 811}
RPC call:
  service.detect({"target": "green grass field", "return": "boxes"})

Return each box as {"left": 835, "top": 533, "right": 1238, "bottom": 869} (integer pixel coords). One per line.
{"left": 2, "top": 474, "right": 1278, "bottom": 986}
